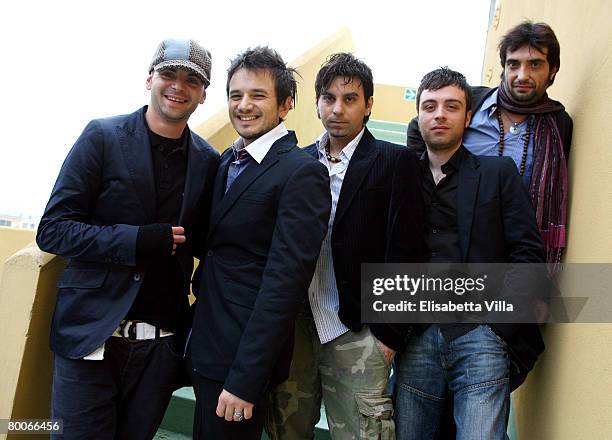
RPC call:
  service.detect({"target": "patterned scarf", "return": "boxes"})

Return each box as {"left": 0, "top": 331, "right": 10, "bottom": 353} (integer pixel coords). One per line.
{"left": 497, "top": 81, "right": 568, "bottom": 270}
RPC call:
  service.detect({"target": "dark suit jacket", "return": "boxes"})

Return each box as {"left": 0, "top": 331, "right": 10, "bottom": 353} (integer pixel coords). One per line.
{"left": 389, "top": 149, "right": 545, "bottom": 390}
{"left": 304, "top": 128, "right": 427, "bottom": 351}
{"left": 406, "top": 86, "right": 573, "bottom": 159}
{"left": 190, "top": 131, "right": 331, "bottom": 404}
{"left": 36, "top": 107, "right": 219, "bottom": 359}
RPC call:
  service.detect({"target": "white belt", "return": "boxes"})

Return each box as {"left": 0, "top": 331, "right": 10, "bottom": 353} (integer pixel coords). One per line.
{"left": 111, "top": 320, "right": 173, "bottom": 341}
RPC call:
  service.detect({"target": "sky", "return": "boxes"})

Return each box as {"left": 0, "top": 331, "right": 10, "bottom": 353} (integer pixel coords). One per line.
{"left": 0, "top": 0, "right": 492, "bottom": 220}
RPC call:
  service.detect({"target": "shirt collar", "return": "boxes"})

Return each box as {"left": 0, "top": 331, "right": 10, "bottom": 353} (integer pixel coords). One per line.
{"left": 480, "top": 89, "right": 499, "bottom": 118}
{"left": 316, "top": 127, "right": 365, "bottom": 162}
{"left": 445, "top": 145, "right": 468, "bottom": 172}
{"left": 143, "top": 109, "right": 188, "bottom": 156}
{"left": 233, "top": 122, "right": 289, "bottom": 164}
{"left": 420, "top": 145, "right": 467, "bottom": 173}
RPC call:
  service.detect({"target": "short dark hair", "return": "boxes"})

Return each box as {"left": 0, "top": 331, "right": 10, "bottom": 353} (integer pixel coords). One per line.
{"left": 226, "top": 46, "right": 298, "bottom": 106}
{"left": 416, "top": 67, "right": 471, "bottom": 111}
{"left": 499, "top": 21, "right": 560, "bottom": 84}
{"left": 315, "top": 53, "right": 374, "bottom": 122}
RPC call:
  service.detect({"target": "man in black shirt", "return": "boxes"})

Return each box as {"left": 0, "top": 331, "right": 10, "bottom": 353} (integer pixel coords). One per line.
{"left": 389, "top": 67, "right": 544, "bottom": 439}
{"left": 36, "top": 38, "right": 218, "bottom": 439}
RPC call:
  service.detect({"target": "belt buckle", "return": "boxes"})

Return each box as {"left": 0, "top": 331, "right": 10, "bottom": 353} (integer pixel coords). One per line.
{"left": 119, "top": 320, "right": 143, "bottom": 343}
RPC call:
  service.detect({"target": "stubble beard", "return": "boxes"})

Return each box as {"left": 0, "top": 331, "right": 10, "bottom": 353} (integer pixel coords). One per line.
{"left": 504, "top": 75, "right": 546, "bottom": 106}
{"left": 422, "top": 131, "right": 463, "bottom": 153}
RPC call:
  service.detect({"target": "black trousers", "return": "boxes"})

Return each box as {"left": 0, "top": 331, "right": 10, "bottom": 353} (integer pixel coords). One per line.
{"left": 52, "top": 336, "right": 184, "bottom": 440}
{"left": 191, "top": 369, "right": 266, "bottom": 440}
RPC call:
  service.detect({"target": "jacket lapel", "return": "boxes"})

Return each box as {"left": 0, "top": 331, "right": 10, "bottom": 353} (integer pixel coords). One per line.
{"left": 211, "top": 147, "right": 232, "bottom": 213}
{"left": 457, "top": 153, "right": 481, "bottom": 262}
{"left": 334, "top": 129, "right": 379, "bottom": 227}
{"left": 207, "top": 132, "right": 295, "bottom": 240}
{"left": 178, "top": 133, "right": 211, "bottom": 226}
{"left": 117, "top": 108, "right": 156, "bottom": 221}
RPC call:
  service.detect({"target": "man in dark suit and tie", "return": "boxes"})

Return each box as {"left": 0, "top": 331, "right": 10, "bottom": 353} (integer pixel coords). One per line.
{"left": 390, "top": 67, "right": 545, "bottom": 439}
{"left": 188, "top": 46, "right": 331, "bottom": 439}
{"left": 36, "top": 39, "right": 219, "bottom": 439}
{"left": 266, "top": 52, "right": 425, "bottom": 440}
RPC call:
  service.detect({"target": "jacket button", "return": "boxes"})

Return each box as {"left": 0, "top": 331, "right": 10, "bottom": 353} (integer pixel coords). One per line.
{"left": 133, "top": 273, "right": 141, "bottom": 281}
{"left": 207, "top": 251, "right": 213, "bottom": 257}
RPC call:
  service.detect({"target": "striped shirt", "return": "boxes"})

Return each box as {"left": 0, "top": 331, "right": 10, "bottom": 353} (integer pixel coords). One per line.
{"left": 309, "top": 128, "right": 365, "bottom": 343}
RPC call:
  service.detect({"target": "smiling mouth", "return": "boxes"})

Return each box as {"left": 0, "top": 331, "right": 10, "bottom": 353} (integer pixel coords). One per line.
{"left": 165, "top": 95, "right": 187, "bottom": 103}
{"left": 237, "top": 115, "right": 258, "bottom": 121}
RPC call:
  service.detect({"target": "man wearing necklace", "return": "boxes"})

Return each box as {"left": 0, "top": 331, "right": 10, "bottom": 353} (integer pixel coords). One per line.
{"left": 266, "top": 53, "right": 425, "bottom": 439}
{"left": 407, "top": 21, "right": 572, "bottom": 269}
{"left": 391, "top": 67, "right": 545, "bottom": 440}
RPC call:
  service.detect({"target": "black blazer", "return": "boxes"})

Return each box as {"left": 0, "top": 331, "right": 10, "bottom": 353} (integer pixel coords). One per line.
{"left": 190, "top": 131, "right": 331, "bottom": 404}
{"left": 304, "top": 128, "right": 426, "bottom": 351}
{"left": 406, "top": 86, "right": 573, "bottom": 159}
{"left": 389, "top": 149, "right": 545, "bottom": 390}
{"left": 36, "top": 107, "right": 219, "bottom": 358}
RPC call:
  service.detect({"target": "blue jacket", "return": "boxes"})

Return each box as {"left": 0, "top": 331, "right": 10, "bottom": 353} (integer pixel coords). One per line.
{"left": 37, "top": 107, "right": 219, "bottom": 358}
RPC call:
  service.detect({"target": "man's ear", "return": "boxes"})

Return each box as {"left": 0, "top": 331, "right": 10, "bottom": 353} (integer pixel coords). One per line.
{"left": 365, "top": 96, "right": 374, "bottom": 118}
{"left": 278, "top": 96, "right": 293, "bottom": 119}
{"left": 146, "top": 73, "right": 153, "bottom": 90}
{"left": 548, "top": 67, "right": 559, "bottom": 85}
{"left": 199, "top": 89, "right": 206, "bottom": 105}
{"left": 465, "top": 110, "right": 472, "bottom": 128}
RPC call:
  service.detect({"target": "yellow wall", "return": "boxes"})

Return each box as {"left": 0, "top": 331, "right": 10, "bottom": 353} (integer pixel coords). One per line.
{"left": 483, "top": 1, "right": 612, "bottom": 438}
{"left": 371, "top": 83, "right": 418, "bottom": 124}
{"left": 194, "top": 28, "right": 355, "bottom": 150}
{"left": 0, "top": 228, "right": 35, "bottom": 281}
{"left": 0, "top": 245, "right": 63, "bottom": 440}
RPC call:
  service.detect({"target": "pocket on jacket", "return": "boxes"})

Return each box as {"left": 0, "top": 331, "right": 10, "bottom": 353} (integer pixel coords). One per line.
{"left": 354, "top": 393, "right": 395, "bottom": 439}
{"left": 222, "top": 281, "right": 258, "bottom": 309}
{"left": 58, "top": 267, "right": 109, "bottom": 289}
{"left": 240, "top": 190, "right": 273, "bottom": 203}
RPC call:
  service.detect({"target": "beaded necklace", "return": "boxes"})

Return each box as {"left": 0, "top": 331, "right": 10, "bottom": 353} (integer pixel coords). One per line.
{"left": 325, "top": 144, "right": 342, "bottom": 164}
{"left": 496, "top": 108, "right": 533, "bottom": 176}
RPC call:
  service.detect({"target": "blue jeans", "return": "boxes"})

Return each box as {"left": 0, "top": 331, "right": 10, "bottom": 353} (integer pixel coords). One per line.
{"left": 394, "top": 325, "right": 510, "bottom": 440}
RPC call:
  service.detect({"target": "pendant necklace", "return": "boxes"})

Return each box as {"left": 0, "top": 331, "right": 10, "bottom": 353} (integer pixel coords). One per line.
{"left": 496, "top": 108, "right": 533, "bottom": 176}
{"left": 499, "top": 108, "right": 523, "bottom": 135}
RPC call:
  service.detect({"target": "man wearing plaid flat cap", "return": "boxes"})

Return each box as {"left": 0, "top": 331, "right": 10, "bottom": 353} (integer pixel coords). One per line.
{"left": 37, "top": 38, "right": 218, "bottom": 439}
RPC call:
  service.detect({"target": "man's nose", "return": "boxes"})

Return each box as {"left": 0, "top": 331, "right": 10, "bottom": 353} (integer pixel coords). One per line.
{"left": 433, "top": 107, "right": 446, "bottom": 119}
{"left": 237, "top": 95, "right": 253, "bottom": 111}
{"left": 332, "top": 100, "right": 344, "bottom": 115}
{"left": 517, "top": 64, "right": 529, "bottom": 81}
{"left": 170, "top": 78, "right": 186, "bottom": 91}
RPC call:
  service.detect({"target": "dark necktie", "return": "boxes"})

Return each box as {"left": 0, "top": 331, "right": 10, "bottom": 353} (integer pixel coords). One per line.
{"left": 225, "top": 148, "right": 249, "bottom": 192}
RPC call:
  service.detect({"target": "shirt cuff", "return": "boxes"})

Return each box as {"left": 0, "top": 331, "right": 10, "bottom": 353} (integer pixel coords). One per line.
{"left": 136, "top": 223, "right": 173, "bottom": 260}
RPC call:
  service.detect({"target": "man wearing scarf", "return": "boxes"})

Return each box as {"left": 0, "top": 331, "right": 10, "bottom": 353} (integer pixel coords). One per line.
{"left": 404, "top": 21, "right": 572, "bottom": 438}
{"left": 407, "top": 21, "right": 572, "bottom": 270}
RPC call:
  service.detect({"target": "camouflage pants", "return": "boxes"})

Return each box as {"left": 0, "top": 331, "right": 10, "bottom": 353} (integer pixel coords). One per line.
{"left": 266, "top": 313, "right": 395, "bottom": 439}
